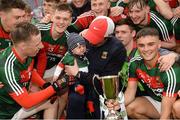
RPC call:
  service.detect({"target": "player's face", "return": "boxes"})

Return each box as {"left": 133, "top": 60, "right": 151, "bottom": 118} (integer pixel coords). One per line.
{"left": 1, "top": 9, "right": 25, "bottom": 32}
{"left": 137, "top": 36, "right": 161, "bottom": 61}
{"left": 115, "top": 24, "right": 135, "bottom": 47}
{"left": 26, "top": 34, "right": 44, "bottom": 57}
{"left": 91, "top": 0, "right": 110, "bottom": 16}
{"left": 52, "top": 10, "right": 72, "bottom": 34}
{"left": 43, "top": 1, "right": 56, "bottom": 16}
{"left": 72, "top": 44, "right": 86, "bottom": 56}
{"left": 72, "top": 0, "right": 86, "bottom": 8}
{"left": 128, "top": 3, "right": 148, "bottom": 25}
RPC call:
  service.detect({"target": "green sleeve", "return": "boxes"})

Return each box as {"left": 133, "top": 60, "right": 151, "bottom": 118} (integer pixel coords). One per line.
{"left": 161, "top": 64, "right": 180, "bottom": 96}
{"left": 61, "top": 52, "right": 75, "bottom": 66}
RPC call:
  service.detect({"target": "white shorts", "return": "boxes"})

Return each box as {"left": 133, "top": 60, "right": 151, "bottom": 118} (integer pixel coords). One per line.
{"left": 144, "top": 96, "right": 161, "bottom": 113}
{"left": 43, "top": 65, "right": 57, "bottom": 79}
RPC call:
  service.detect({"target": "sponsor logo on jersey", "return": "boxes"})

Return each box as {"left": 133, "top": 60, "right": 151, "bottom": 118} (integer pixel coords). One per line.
{"left": 101, "top": 51, "right": 108, "bottom": 59}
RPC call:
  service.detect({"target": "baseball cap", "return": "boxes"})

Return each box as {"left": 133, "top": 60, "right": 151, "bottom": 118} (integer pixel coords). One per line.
{"left": 67, "top": 32, "right": 86, "bottom": 51}
{"left": 83, "top": 16, "right": 115, "bottom": 45}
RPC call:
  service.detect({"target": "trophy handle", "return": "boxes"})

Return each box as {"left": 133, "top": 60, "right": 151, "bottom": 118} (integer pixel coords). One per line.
{"left": 92, "top": 74, "right": 101, "bottom": 96}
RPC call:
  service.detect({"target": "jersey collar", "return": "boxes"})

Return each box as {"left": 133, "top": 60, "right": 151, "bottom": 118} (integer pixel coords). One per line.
{"left": 12, "top": 47, "right": 25, "bottom": 64}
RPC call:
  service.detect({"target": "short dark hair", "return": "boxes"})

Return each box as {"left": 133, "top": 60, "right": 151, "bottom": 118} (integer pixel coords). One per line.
{"left": 0, "top": 0, "right": 26, "bottom": 12}
{"left": 136, "top": 27, "right": 159, "bottom": 40}
{"left": 128, "top": 0, "right": 148, "bottom": 10}
{"left": 10, "top": 22, "right": 40, "bottom": 44}
{"left": 116, "top": 18, "right": 135, "bottom": 31}
{"left": 55, "top": 4, "right": 73, "bottom": 16}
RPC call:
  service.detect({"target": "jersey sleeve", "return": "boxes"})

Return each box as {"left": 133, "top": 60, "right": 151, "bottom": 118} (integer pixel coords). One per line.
{"left": 161, "top": 65, "right": 180, "bottom": 97}
{"left": 61, "top": 53, "right": 75, "bottom": 66}
{"left": 150, "top": 12, "right": 173, "bottom": 41}
{"left": 72, "top": 14, "right": 94, "bottom": 31}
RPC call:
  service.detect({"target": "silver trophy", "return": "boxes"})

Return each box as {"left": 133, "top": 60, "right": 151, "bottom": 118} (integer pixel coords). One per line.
{"left": 93, "top": 75, "right": 128, "bottom": 120}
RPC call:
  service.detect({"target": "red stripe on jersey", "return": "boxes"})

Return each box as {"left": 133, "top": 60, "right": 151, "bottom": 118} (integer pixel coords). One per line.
{"left": 58, "top": 62, "right": 65, "bottom": 68}
{"left": 128, "top": 77, "right": 138, "bottom": 81}
{"left": 163, "top": 91, "right": 177, "bottom": 97}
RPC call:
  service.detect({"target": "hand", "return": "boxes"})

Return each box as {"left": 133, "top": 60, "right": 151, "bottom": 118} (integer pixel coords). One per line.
{"left": 78, "top": 10, "right": 95, "bottom": 18}
{"left": 0, "top": 82, "right": 4, "bottom": 88}
{"left": 105, "top": 99, "right": 120, "bottom": 111}
{"left": 53, "top": 75, "right": 59, "bottom": 82}
{"left": 173, "top": 6, "right": 180, "bottom": 18}
{"left": 65, "top": 59, "right": 79, "bottom": 76}
{"left": 158, "top": 52, "right": 178, "bottom": 72}
{"left": 40, "top": 14, "right": 51, "bottom": 23}
{"left": 52, "top": 77, "right": 68, "bottom": 94}
{"left": 110, "top": 6, "right": 124, "bottom": 16}
{"left": 178, "top": 90, "right": 180, "bottom": 97}
{"left": 79, "top": 29, "right": 88, "bottom": 37}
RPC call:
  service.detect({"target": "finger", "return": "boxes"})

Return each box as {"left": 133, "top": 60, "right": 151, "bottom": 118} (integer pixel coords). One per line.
{"left": 114, "top": 105, "right": 120, "bottom": 111}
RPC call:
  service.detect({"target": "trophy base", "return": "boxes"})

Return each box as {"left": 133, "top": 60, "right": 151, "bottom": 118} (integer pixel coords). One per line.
{"left": 105, "top": 110, "right": 120, "bottom": 120}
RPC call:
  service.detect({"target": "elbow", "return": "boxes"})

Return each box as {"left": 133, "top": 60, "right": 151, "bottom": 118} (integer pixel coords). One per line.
{"left": 20, "top": 102, "right": 33, "bottom": 109}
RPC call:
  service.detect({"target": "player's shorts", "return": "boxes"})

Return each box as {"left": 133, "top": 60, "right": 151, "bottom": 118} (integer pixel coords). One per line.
{"left": 144, "top": 96, "right": 161, "bottom": 113}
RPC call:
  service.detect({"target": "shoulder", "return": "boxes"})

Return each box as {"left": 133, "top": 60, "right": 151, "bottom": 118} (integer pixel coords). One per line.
{"left": 161, "top": 63, "right": 180, "bottom": 79}
{"left": 107, "top": 36, "right": 124, "bottom": 47}
{"left": 150, "top": 11, "right": 172, "bottom": 26}
{"left": 129, "top": 55, "right": 142, "bottom": 65}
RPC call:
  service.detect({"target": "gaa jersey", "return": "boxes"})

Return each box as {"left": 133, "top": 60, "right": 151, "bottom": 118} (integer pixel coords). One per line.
{"left": 135, "top": 11, "right": 173, "bottom": 42}
{"left": 36, "top": 23, "right": 68, "bottom": 76}
{"left": 171, "top": 17, "right": 180, "bottom": 42}
{"left": 61, "top": 52, "right": 89, "bottom": 72}
{"left": 72, "top": 11, "right": 126, "bottom": 31}
{"left": 0, "top": 47, "right": 34, "bottom": 118}
{"left": 128, "top": 55, "right": 180, "bottom": 102}
{"left": 0, "top": 18, "right": 11, "bottom": 52}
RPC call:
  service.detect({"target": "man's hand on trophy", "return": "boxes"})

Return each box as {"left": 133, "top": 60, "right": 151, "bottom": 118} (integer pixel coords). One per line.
{"left": 105, "top": 99, "right": 120, "bottom": 111}
{"left": 52, "top": 77, "right": 68, "bottom": 95}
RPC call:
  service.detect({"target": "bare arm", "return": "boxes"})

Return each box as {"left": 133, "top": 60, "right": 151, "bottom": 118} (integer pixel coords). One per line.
{"left": 172, "top": 6, "right": 180, "bottom": 18}
{"left": 160, "top": 37, "right": 176, "bottom": 50}
{"left": 154, "top": 0, "right": 173, "bottom": 19}
{"left": 160, "top": 96, "right": 176, "bottom": 119}
{"left": 158, "top": 51, "right": 179, "bottom": 72}
{"left": 124, "top": 80, "right": 138, "bottom": 106}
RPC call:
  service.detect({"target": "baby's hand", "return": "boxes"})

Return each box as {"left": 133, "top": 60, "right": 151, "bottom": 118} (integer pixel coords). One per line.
{"left": 53, "top": 76, "right": 59, "bottom": 82}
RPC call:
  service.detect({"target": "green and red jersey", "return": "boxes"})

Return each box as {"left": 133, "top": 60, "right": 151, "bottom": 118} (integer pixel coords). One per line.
{"left": 0, "top": 18, "right": 11, "bottom": 51}
{"left": 72, "top": 11, "right": 126, "bottom": 31}
{"left": 36, "top": 23, "right": 68, "bottom": 77}
{"left": 128, "top": 54, "right": 180, "bottom": 102}
{"left": 0, "top": 47, "right": 56, "bottom": 118}
{"left": 171, "top": 17, "right": 180, "bottom": 42}
{"left": 134, "top": 11, "right": 174, "bottom": 42}
{"left": 149, "top": 11, "right": 173, "bottom": 42}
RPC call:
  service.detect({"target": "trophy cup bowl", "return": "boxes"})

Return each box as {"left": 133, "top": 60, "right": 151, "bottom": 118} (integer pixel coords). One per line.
{"left": 100, "top": 75, "right": 120, "bottom": 120}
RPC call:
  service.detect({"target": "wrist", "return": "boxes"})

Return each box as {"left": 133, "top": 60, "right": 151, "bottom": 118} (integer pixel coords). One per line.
{"left": 42, "top": 82, "right": 51, "bottom": 89}
{"left": 175, "top": 53, "right": 180, "bottom": 62}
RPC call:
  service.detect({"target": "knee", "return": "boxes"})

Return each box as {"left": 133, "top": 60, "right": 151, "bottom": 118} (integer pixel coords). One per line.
{"left": 126, "top": 104, "right": 136, "bottom": 117}
{"left": 173, "top": 101, "right": 180, "bottom": 118}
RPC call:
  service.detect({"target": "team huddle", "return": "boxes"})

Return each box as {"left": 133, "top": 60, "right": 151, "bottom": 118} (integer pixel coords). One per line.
{"left": 0, "top": 0, "right": 179, "bottom": 119}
